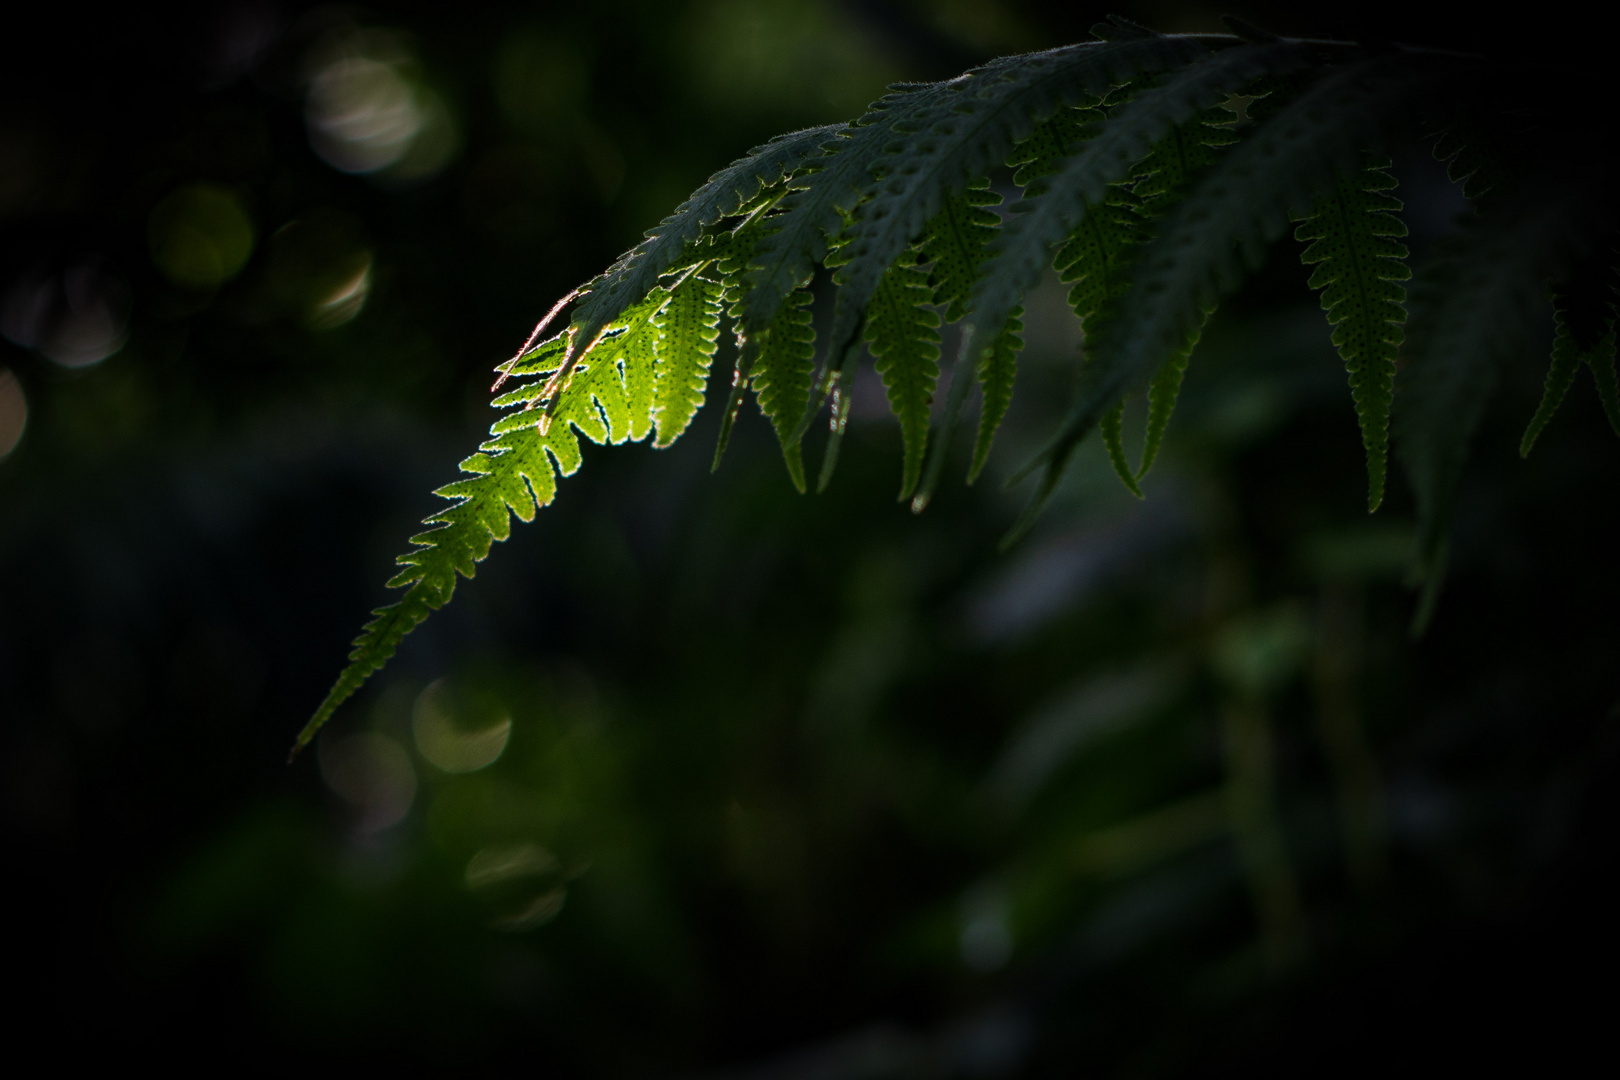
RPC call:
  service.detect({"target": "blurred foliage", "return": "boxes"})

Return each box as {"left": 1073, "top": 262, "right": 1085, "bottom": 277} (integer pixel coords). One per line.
{"left": 1, "top": 1, "right": 1616, "bottom": 1074}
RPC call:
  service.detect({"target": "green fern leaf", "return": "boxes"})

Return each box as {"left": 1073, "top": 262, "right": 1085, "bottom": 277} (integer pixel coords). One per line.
{"left": 295, "top": 307, "right": 660, "bottom": 753}
{"left": 1138, "top": 336, "right": 1200, "bottom": 478}
{"left": 1295, "top": 155, "right": 1409, "bottom": 510}
{"left": 749, "top": 287, "right": 818, "bottom": 491}
{"left": 968, "top": 41, "right": 1312, "bottom": 355}
{"left": 1054, "top": 184, "right": 1145, "bottom": 328}
{"left": 915, "top": 184, "right": 1026, "bottom": 490}
{"left": 1124, "top": 104, "right": 1237, "bottom": 481}
{"left": 750, "top": 32, "right": 1209, "bottom": 448}
{"left": 711, "top": 215, "right": 791, "bottom": 469}
{"left": 824, "top": 32, "right": 1210, "bottom": 383}
{"left": 970, "top": 312, "right": 1023, "bottom": 483}
{"left": 1432, "top": 121, "right": 1507, "bottom": 203}
{"left": 1129, "top": 101, "right": 1238, "bottom": 203}
{"left": 652, "top": 273, "right": 724, "bottom": 447}
{"left": 312, "top": 28, "right": 1592, "bottom": 749}
{"left": 1521, "top": 278, "right": 1620, "bottom": 453}
{"left": 1004, "top": 58, "right": 1421, "bottom": 544}
{"left": 865, "top": 250, "right": 942, "bottom": 499}
{"left": 742, "top": 97, "right": 943, "bottom": 349}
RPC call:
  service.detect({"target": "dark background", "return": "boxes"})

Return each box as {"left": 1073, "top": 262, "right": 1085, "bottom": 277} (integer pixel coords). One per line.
{"left": 2, "top": 1, "right": 1615, "bottom": 1073}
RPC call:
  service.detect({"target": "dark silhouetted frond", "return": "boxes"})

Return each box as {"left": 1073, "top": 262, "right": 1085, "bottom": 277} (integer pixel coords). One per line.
{"left": 300, "top": 20, "right": 1616, "bottom": 750}
{"left": 1005, "top": 57, "right": 1422, "bottom": 542}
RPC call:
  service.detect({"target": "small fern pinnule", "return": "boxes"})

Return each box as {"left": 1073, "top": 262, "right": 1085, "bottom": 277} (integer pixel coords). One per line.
{"left": 1295, "top": 155, "right": 1410, "bottom": 511}
{"left": 652, "top": 273, "right": 724, "bottom": 447}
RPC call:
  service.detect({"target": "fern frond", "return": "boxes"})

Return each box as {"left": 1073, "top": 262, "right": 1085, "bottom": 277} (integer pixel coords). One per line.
{"left": 1296, "top": 155, "right": 1409, "bottom": 510}
{"left": 295, "top": 307, "right": 658, "bottom": 754}
{"left": 652, "top": 273, "right": 724, "bottom": 447}
{"left": 920, "top": 184, "right": 1003, "bottom": 322}
{"left": 967, "top": 41, "right": 1312, "bottom": 356}
{"left": 821, "top": 30, "right": 1211, "bottom": 372}
{"left": 1005, "top": 57, "right": 1422, "bottom": 542}
{"left": 562, "top": 125, "right": 840, "bottom": 380}
{"left": 1139, "top": 337, "right": 1200, "bottom": 479}
{"left": 1121, "top": 103, "right": 1236, "bottom": 481}
{"left": 749, "top": 288, "right": 818, "bottom": 491}
{"left": 1396, "top": 192, "right": 1592, "bottom": 630}
{"left": 865, "top": 251, "right": 941, "bottom": 500}
{"left": 915, "top": 184, "right": 1026, "bottom": 491}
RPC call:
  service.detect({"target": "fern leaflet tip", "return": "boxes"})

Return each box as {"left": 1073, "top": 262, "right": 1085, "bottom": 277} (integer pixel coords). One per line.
{"left": 1100, "top": 401, "right": 1144, "bottom": 497}
{"left": 1296, "top": 153, "right": 1406, "bottom": 510}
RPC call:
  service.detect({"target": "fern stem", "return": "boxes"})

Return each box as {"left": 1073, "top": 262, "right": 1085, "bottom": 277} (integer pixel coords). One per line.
{"left": 493, "top": 287, "right": 582, "bottom": 392}
{"left": 816, "top": 370, "right": 855, "bottom": 493}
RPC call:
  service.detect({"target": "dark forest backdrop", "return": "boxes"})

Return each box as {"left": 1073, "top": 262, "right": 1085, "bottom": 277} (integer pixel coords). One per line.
{"left": 2, "top": 1, "right": 1615, "bottom": 1073}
